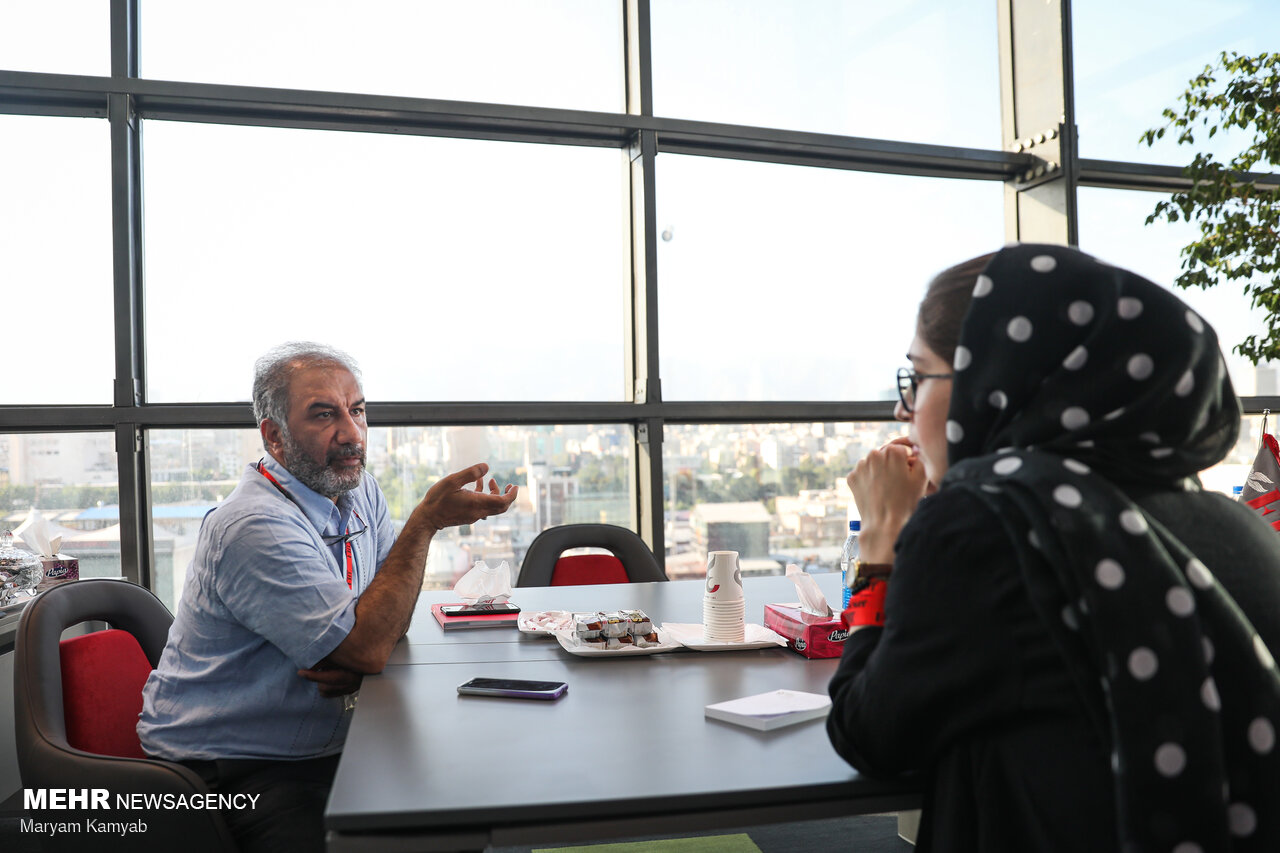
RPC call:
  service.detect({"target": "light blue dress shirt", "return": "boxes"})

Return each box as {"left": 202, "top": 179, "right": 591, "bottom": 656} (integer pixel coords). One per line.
{"left": 138, "top": 455, "right": 395, "bottom": 761}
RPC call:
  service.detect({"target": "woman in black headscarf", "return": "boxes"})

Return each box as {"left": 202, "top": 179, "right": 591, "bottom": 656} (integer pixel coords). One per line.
{"left": 828, "top": 244, "right": 1280, "bottom": 852}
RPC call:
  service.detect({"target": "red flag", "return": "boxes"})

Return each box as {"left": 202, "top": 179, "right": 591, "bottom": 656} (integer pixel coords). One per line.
{"left": 1240, "top": 433, "right": 1280, "bottom": 532}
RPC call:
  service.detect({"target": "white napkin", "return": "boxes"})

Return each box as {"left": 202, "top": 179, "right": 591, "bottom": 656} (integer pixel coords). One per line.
{"left": 13, "top": 509, "right": 62, "bottom": 559}
{"left": 785, "top": 563, "right": 833, "bottom": 618}
{"left": 452, "top": 559, "right": 512, "bottom": 604}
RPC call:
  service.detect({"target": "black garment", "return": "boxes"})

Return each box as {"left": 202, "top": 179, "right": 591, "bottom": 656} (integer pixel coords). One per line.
{"left": 830, "top": 244, "right": 1280, "bottom": 852}
{"left": 829, "top": 485, "right": 1280, "bottom": 852}
{"left": 181, "top": 754, "right": 340, "bottom": 853}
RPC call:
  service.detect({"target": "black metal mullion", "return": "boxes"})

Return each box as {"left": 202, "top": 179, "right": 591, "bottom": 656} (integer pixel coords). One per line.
{"left": 2, "top": 71, "right": 1037, "bottom": 184}
{"left": 624, "top": 0, "right": 665, "bottom": 561}
{"left": 1079, "top": 158, "right": 1280, "bottom": 193}
{"left": 6, "top": 396, "right": 1279, "bottom": 429}
{"left": 0, "top": 400, "right": 906, "bottom": 431}
{"left": 109, "top": 0, "right": 150, "bottom": 588}
{"left": 635, "top": 418, "right": 665, "bottom": 571}
{"left": 1058, "top": 0, "right": 1080, "bottom": 247}
{"left": 624, "top": 0, "right": 652, "bottom": 119}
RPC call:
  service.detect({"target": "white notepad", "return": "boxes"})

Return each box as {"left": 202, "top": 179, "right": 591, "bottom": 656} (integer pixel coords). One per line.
{"left": 704, "top": 689, "right": 832, "bottom": 731}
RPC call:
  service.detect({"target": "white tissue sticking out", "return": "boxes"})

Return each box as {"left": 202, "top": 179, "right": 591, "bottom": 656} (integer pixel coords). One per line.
{"left": 785, "top": 563, "right": 833, "bottom": 618}
{"left": 453, "top": 559, "right": 512, "bottom": 604}
{"left": 13, "top": 509, "right": 62, "bottom": 559}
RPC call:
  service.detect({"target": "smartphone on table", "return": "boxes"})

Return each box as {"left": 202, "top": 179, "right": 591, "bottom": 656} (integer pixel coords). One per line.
{"left": 456, "top": 677, "right": 568, "bottom": 700}
{"left": 439, "top": 603, "right": 521, "bottom": 616}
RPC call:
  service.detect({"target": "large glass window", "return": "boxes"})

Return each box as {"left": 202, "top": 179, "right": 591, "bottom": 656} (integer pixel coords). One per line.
{"left": 657, "top": 155, "right": 1004, "bottom": 400}
{"left": 372, "top": 424, "right": 635, "bottom": 590}
{"left": 14, "top": 2, "right": 1264, "bottom": 604}
{"left": 651, "top": 0, "right": 1001, "bottom": 148}
{"left": 141, "top": 1, "right": 623, "bottom": 112}
{"left": 663, "top": 422, "right": 900, "bottom": 580}
{"left": 147, "top": 428, "right": 260, "bottom": 612}
{"left": 142, "top": 121, "right": 628, "bottom": 404}
{"left": 1076, "top": 187, "right": 1274, "bottom": 395}
{"left": 0, "top": 115, "right": 113, "bottom": 404}
{"left": 149, "top": 424, "right": 634, "bottom": 607}
{"left": 0, "top": 1, "right": 109, "bottom": 76}
{"left": 0, "top": 432, "right": 122, "bottom": 586}
{"left": 1073, "top": 0, "right": 1280, "bottom": 165}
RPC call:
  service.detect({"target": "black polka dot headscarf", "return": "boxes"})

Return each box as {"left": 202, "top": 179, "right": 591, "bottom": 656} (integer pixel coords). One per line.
{"left": 942, "top": 244, "right": 1280, "bottom": 852}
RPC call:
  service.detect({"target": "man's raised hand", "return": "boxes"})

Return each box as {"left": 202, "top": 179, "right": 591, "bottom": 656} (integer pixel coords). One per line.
{"left": 418, "top": 462, "right": 518, "bottom": 532}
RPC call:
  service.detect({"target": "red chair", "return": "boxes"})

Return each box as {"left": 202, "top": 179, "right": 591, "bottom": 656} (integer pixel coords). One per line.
{"left": 516, "top": 523, "right": 667, "bottom": 587}
{"left": 59, "top": 627, "right": 153, "bottom": 759}
{"left": 13, "top": 578, "right": 238, "bottom": 852}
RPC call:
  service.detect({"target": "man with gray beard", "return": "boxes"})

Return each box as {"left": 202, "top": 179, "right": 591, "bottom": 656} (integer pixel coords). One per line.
{"left": 138, "top": 342, "right": 517, "bottom": 852}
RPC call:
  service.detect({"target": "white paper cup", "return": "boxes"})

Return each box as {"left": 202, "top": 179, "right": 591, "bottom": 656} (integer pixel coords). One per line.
{"left": 704, "top": 551, "right": 744, "bottom": 602}
{"left": 702, "top": 598, "right": 744, "bottom": 610}
{"left": 702, "top": 597, "right": 745, "bottom": 642}
{"left": 704, "top": 620, "right": 745, "bottom": 633}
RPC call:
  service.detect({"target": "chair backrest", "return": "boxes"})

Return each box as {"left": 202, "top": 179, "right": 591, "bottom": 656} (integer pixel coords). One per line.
{"left": 16, "top": 578, "right": 176, "bottom": 753}
{"left": 13, "top": 578, "right": 239, "bottom": 853}
{"left": 59, "top": 628, "right": 152, "bottom": 759}
{"left": 547, "top": 554, "right": 630, "bottom": 586}
{"left": 517, "top": 524, "right": 667, "bottom": 587}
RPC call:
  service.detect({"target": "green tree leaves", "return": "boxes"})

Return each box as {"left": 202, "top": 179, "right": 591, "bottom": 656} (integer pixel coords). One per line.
{"left": 1144, "top": 50, "right": 1280, "bottom": 364}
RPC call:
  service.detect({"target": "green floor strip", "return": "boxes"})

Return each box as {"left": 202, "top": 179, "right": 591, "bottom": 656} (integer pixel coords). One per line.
{"left": 533, "top": 834, "right": 763, "bottom": 853}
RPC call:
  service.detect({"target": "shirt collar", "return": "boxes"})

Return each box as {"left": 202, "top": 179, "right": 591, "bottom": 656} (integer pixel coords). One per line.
{"left": 255, "top": 455, "right": 349, "bottom": 535}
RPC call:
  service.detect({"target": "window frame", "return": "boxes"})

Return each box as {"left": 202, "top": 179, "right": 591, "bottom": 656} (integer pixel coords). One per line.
{"left": 0, "top": 0, "right": 1275, "bottom": 590}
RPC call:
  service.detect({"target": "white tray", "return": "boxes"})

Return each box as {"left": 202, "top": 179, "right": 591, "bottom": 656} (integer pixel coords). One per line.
{"left": 660, "top": 622, "right": 788, "bottom": 651}
{"left": 553, "top": 626, "right": 680, "bottom": 657}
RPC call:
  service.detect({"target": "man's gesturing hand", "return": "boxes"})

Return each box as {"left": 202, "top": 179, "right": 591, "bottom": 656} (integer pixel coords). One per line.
{"left": 418, "top": 463, "right": 518, "bottom": 532}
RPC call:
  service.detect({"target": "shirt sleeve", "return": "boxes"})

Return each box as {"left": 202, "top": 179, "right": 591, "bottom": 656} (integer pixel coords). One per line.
{"left": 827, "top": 490, "right": 1029, "bottom": 776}
{"left": 211, "top": 510, "right": 358, "bottom": 670}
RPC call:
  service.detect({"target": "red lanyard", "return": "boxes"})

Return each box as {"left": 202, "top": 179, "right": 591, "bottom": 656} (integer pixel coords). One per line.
{"left": 256, "top": 462, "right": 356, "bottom": 590}
{"left": 343, "top": 537, "right": 354, "bottom": 590}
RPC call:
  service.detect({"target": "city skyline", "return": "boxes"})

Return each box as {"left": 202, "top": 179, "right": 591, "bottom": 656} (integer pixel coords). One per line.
{"left": 1, "top": 411, "right": 1266, "bottom": 611}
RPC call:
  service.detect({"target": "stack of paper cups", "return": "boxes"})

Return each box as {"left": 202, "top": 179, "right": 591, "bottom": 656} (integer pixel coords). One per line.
{"left": 703, "top": 551, "right": 745, "bottom": 643}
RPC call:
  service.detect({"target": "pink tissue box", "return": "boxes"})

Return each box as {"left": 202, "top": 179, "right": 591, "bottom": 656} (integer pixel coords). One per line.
{"left": 764, "top": 603, "right": 848, "bottom": 659}
{"left": 38, "top": 557, "right": 79, "bottom": 590}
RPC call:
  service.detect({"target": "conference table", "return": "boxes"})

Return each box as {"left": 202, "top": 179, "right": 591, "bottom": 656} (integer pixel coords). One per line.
{"left": 324, "top": 573, "right": 921, "bottom": 852}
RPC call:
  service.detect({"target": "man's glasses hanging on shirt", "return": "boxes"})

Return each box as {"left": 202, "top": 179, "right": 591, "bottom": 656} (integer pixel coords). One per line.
{"left": 322, "top": 523, "right": 367, "bottom": 547}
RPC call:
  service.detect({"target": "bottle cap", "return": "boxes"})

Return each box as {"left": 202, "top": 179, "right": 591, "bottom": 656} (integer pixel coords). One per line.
{"left": 849, "top": 519, "right": 860, "bottom": 531}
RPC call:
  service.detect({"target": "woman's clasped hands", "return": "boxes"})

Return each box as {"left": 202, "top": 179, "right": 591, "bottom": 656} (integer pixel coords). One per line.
{"left": 846, "top": 437, "right": 930, "bottom": 564}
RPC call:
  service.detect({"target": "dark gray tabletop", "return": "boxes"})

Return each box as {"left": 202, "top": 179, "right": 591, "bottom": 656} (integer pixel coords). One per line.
{"left": 326, "top": 575, "right": 920, "bottom": 851}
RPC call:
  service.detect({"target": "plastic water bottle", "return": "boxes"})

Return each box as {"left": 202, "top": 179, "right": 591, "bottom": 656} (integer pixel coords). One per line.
{"left": 840, "top": 520, "right": 861, "bottom": 608}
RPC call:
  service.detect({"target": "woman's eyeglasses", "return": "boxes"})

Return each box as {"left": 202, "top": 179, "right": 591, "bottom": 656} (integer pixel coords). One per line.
{"left": 896, "top": 367, "right": 954, "bottom": 414}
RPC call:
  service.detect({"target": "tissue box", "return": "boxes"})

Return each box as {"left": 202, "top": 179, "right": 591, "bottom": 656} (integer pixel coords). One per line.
{"left": 38, "top": 557, "right": 79, "bottom": 590}
{"left": 764, "top": 603, "right": 848, "bottom": 659}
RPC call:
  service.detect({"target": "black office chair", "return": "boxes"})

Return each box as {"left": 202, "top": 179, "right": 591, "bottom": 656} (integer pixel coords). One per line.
{"left": 516, "top": 523, "right": 667, "bottom": 587}
{"left": 13, "top": 578, "right": 239, "bottom": 853}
